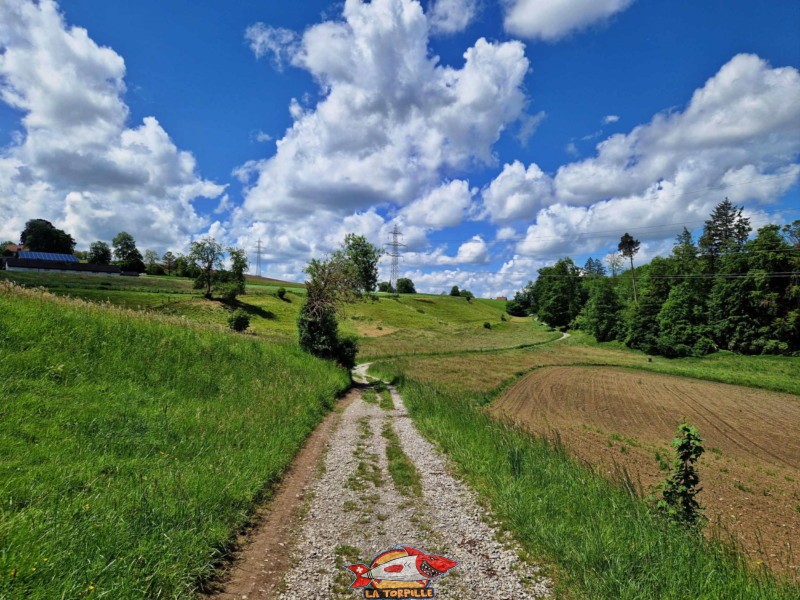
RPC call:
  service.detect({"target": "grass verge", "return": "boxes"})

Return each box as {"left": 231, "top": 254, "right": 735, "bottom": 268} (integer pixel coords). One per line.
{"left": 371, "top": 367, "right": 797, "bottom": 599}
{"left": 0, "top": 282, "right": 350, "bottom": 599}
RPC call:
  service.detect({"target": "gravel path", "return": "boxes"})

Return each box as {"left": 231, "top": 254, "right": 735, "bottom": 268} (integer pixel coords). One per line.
{"left": 276, "top": 375, "right": 552, "bottom": 599}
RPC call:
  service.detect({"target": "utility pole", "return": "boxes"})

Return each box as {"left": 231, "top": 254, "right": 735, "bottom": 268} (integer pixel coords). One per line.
{"left": 255, "top": 239, "right": 263, "bottom": 277}
{"left": 385, "top": 225, "right": 405, "bottom": 291}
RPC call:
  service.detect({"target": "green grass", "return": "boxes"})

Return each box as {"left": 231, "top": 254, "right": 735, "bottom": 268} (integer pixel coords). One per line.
{"left": 0, "top": 281, "right": 349, "bottom": 598}
{"left": 374, "top": 372, "right": 797, "bottom": 599}
{"left": 381, "top": 421, "right": 422, "bottom": 498}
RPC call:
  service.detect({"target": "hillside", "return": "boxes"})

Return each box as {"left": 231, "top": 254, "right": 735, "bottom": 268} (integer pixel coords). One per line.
{"left": 0, "top": 281, "right": 349, "bottom": 598}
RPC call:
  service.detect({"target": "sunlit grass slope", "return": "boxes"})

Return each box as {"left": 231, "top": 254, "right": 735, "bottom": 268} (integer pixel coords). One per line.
{"left": 0, "top": 272, "right": 552, "bottom": 355}
{"left": 0, "top": 282, "right": 349, "bottom": 598}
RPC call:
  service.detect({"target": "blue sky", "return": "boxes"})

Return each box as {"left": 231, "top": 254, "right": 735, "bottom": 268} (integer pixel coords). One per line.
{"left": 1, "top": 0, "right": 798, "bottom": 296}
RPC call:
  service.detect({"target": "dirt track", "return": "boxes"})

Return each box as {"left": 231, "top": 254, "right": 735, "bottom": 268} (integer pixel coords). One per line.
{"left": 209, "top": 375, "right": 551, "bottom": 599}
{"left": 491, "top": 366, "right": 800, "bottom": 576}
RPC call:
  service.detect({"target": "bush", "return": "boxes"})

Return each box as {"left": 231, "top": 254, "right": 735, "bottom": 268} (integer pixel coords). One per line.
{"left": 396, "top": 278, "right": 416, "bottom": 294}
{"left": 335, "top": 335, "right": 358, "bottom": 370}
{"left": 483, "top": 322, "right": 491, "bottom": 329}
{"left": 654, "top": 423, "right": 705, "bottom": 528}
{"left": 277, "top": 287, "right": 287, "bottom": 300}
{"left": 227, "top": 309, "right": 250, "bottom": 332}
{"left": 297, "top": 303, "right": 358, "bottom": 369}
{"left": 215, "top": 281, "right": 240, "bottom": 302}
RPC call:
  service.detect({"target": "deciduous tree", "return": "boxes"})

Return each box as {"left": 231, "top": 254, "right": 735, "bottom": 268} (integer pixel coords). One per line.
{"left": 341, "top": 234, "right": 382, "bottom": 293}
{"left": 21, "top": 219, "right": 75, "bottom": 254}
{"left": 87, "top": 241, "right": 112, "bottom": 265}
{"left": 189, "top": 237, "right": 224, "bottom": 297}
{"left": 112, "top": 232, "right": 145, "bottom": 273}
{"left": 396, "top": 278, "right": 416, "bottom": 294}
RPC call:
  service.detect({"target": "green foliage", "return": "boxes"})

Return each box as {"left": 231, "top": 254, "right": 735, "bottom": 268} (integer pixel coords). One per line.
{"left": 582, "top": 257, "right": 606, "bottom": 277}
{"left": 227, "top": 308, "right": 251, "bottom": 332}
{"left": 531, "top": 258, "right": 585, "bottom": 329}
{"left": 173, "top": 254, "right": 199, "bottom": 278}
{"left": 450, "top": 285, "right": 460, "bottom": 296}
{"left": 340, "top": 233, "right": 382, "bottom": 293}
{"left": 654, "top": 423, "right": 705, "bottom": 528}
{"left": 87, "top": 241, "right": 112, "bottom": 265}
{"left": 582, "top": 277, "right": 623, "bottom": 342}
{"left": 506, "top": 282, "right": 535, "bottom": 316}
{"left": 162, "top": 251, "right": 176, "bottom": 275}
{"left": 189, "top": 237, "right": 224, "bottom": 297}
{"left": 396, "top": 277, "right": 415, "bottom": 294}
{"left": 112, "top": 231, "right": 145, "bottom": 273}
{"left": 228, "top": 247, "right": 249, "bottom": 297}
{"left": 459, "top": 289, "right": 474, "bottom": 301}
{"left": 378, "top": 281, "right": 394, "bottom": 293}
{"left": 277, "top": 286, "right": 287, "bottom": 300}
{"left": 656, "top": 282, "right": 711, "bottom": 357}
{"left": 297, "top": 301, "right": 357, "bottom": 368}
{"left": 20, "top": 219, "right": 76, "bottom": 254}
{"left": 483, "top": 321, "right": 491, "bottom": 329}
{"left": 699, "top": 198, "right": 751, "bottom": 272}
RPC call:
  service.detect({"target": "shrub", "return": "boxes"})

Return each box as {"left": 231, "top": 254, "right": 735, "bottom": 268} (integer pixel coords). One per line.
{"left": 227, "top": 309, "right": 251, "bottom": 332}
{"left": 483, "top": 322, "right": 491, "bottom": 329}
{"left": 277, "top": 287, "right": 287, "bottom": 300}
{"left": 654, "top": 422, "right": 705, "bottom": 528}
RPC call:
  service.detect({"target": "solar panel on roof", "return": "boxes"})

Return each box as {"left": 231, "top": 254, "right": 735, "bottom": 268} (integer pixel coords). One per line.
{"left": 18, "top": 251, "right": 79, "bottom": 262}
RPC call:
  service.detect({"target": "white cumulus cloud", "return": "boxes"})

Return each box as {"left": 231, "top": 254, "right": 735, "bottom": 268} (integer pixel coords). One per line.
{"left": 399, "top": 180, "right": 474, "bottom": 228}
{"left": 0, "top": 0, "right": 223, "bottom": 250}
{"left": 482, "top": 160, "right": 554, "bottom": 222}
{"left": 244, "top": 23, "right": 300, "bottom": 71}
{"left": 513, "top": 54, "right": 800, "bottom": 257}
{"left": 236, "top": 0, "right": 529, "bottom": 268}
{"left": 428, "top": 0, "right": 478, "bottom": 34}
{"left": 502, "top": 0, "right": 635, "bottom": 41}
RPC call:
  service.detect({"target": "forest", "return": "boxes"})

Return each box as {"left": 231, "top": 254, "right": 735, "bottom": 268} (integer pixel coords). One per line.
{"left": 507, "top": 199, "right": 800, "bottom": 357}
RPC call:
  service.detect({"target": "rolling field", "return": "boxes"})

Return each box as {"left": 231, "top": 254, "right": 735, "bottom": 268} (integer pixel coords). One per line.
{"left": 491, "top": 366, "right": 800, "bottom": 574}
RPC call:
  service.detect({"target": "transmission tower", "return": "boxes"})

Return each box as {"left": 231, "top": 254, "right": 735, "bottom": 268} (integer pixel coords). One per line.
{"left": 255, "top": 239, "right": 263, "bottom": 277}
{"left": 386, "top": 225, "right": 405, "bottom": 291}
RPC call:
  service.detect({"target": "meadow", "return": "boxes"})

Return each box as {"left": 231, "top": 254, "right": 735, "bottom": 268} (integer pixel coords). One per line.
{"left": 0, "top": 281, "right": 349, "bottom": 598}
{"left": 2, "top": 270, "right": 798, "bottom": 597}
{"left": 365, "top": 306, "right": 800, "bottom": 595}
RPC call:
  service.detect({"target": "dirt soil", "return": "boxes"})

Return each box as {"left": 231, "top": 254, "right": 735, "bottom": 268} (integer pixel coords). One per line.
{"left": 490, "top": 366, "right": 800, "bottom": 578}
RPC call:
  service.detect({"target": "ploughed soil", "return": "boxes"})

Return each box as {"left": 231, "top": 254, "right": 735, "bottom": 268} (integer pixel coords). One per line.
{"left": 490, "top": 366, "right": 800, "bottom": 578}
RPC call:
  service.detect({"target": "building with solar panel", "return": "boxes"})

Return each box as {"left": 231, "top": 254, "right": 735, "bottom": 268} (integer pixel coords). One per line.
{"left": 2, "top": 251, "right": 122, "bottom": 276}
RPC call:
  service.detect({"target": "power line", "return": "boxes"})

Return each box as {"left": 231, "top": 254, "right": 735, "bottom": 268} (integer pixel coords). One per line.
{"left": 386, "top": 224, "right": 406, "bottom": 291}
{"left": 254, "top": 239, "right": 263, "bottom": 277}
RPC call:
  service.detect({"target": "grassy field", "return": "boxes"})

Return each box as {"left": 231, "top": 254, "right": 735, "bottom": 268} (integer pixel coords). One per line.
{"left": 374, "top": 374, "right": 798, "bottom": 599}
{"left": 3, "top": 269, "right": 799, "bottom": 597}
{"left": 0, "top": 271, "right": 540, "bottom": 355}
{"left": 0, "top": 281, "right": 349, "bottom": 598}
{"left": 372, "top": 331, "right": 800, "bottom": 398}
{"left": 365, "top": 306, "right": 799, "bottom": 596}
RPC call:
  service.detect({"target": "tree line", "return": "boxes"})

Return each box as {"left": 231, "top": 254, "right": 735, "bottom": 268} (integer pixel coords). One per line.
{"left": 507, "top": 200, "right": 800, "bottom": 357}
{"left": 3, "top": 219, "right": 249, "bottom": 301}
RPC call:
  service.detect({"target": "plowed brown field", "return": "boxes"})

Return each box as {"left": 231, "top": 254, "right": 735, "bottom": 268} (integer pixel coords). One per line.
{"left": 491, "top": 366, "right": 800, "bottom": 577}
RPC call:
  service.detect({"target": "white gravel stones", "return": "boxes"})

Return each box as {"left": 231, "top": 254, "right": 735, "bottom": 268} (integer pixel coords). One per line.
{"left": 276, "top": 381, "right": 551, "bottom": 599}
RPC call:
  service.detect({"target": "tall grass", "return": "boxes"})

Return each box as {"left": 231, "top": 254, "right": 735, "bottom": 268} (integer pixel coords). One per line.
{"left": 372, "top": 367, "right": 796, "bottom": 599}
{"left": 0, "top": 282, "right": 350, "bottom": 598}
